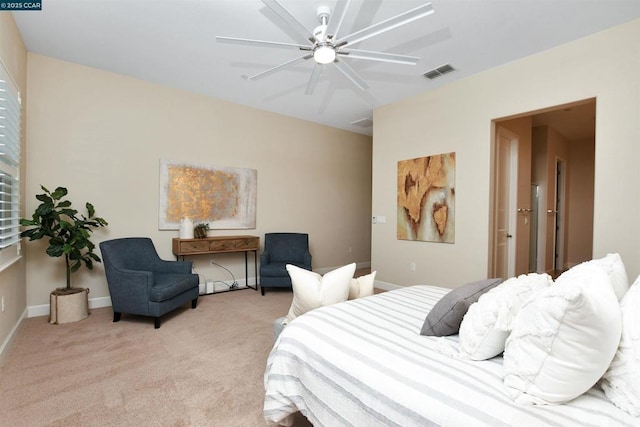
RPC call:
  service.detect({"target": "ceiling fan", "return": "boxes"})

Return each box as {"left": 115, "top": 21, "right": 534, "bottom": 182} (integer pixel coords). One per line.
{"left": 216, "top": 0, "right": 434, "bottom": 95}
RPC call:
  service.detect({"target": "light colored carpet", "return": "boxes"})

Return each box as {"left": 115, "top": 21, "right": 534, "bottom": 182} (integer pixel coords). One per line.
{"left": 0, "top": 288, "right": 296, "bottom": 426}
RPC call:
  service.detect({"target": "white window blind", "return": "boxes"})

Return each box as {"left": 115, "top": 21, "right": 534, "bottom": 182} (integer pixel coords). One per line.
{"left": 0, "top": 62, "right": 21, "bottom": 255}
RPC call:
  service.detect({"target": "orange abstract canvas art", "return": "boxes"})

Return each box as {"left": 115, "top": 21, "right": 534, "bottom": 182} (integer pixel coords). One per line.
{"left": 397, "top": 152, "right": 455, "bottom": 243}
{"left": 159, "top": 159, "right": 256, "bottom": 230}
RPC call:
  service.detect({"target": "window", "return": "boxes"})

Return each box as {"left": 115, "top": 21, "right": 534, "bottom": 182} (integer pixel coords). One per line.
{"left": 0, "top": 61, "right": 21, "bottom": 268}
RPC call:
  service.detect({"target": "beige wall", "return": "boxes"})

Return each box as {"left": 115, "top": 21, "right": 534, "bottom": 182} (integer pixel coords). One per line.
{"left": 24, "top": 53, "right": 372, "bottom": 307}
{"left": 0, "top": 12, "right": 27, "bottom": 356}
{"left": 372, "top": 18, "right": 640, "bottom": 288}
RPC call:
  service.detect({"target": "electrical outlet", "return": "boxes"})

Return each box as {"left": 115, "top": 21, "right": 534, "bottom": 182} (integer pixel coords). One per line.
{"left": 348, "top": 247, "right": 352, "bottom": 253}
{"left": 410, "top": 262, "right": 416, "bottom": 271}
{"left": 1, "top": 296, "right": 5, "bottom": 313}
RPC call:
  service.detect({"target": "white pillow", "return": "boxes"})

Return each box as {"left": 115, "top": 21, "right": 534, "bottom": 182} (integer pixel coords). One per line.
{"left": 600, "top": 274, "right": 640, "bottom": 416}
{"left": 348, "top": 271, "right": 377, "bottom": 300}
{"left": 285, "top": 263, "right": 356, "bottom": 323}
{"left": 503, "top": 265, "right": 621, "bottom": 405}
{"left": 458, "top": 273, "right": 552, "bottom": 360}
{"left": 561, "top": 253, "right": 629, "bottom": 300}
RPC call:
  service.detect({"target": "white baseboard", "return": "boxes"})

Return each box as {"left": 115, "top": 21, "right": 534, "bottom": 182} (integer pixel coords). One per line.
{"left": 374, "top": 280, "right": 403, "bottom": 291}
{"left": 89, "top": 296, "right": 113, "bottom": 309}
{"left": 199, "top": 276, "right": 261, "bottom": 294}
{"left": 0, "top": 307, "right": 28, "bottom": 364}
{"left": 26, "top": 266, "right": 374, "bottom": 317}
{"left": 315, "top": 262, "right": 371, "bottom": 275}
{"left": 28, "top": 295, "right": 113, "bottom": 318}
{"left": 26, "top": 276, "right": 265, "bottom": 317}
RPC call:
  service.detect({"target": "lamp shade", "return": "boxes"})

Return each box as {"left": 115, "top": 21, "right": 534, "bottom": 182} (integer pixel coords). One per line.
{"left": 314, "top": 45, "right": 335, "bottom": 64}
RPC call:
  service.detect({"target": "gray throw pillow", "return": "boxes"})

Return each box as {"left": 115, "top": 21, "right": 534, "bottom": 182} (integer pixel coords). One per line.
{"left": 420, "top": 278, "right": 503, "bottom": 336}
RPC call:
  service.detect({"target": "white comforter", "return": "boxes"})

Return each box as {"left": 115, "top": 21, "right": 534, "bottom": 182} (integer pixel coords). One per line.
{"left": 264, "top": 285, "right": 636, "bottom": 426}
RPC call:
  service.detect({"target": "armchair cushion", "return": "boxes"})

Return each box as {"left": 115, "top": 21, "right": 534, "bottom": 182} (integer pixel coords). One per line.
{"left": 150, "top": 274, "right": 200, "bottom": 302}
{"left": 261, "top": 261, "right": 309, "bottom": 277}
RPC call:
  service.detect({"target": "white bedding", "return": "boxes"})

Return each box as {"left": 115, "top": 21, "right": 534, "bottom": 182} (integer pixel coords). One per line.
{"left": 264, "top": 285, "right": 636, "bottom": 426}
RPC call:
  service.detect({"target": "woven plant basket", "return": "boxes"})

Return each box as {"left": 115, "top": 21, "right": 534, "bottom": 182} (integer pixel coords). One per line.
{"left": 49, "top": 287, "right": 90, "bottom": 324}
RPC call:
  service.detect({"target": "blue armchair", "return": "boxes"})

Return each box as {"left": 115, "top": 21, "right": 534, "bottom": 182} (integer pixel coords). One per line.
{"left": 259, "top": 232, "right": 312, "bottom": 295}
{"left": 99, "top": 237, "right": 199, "bottom": 328}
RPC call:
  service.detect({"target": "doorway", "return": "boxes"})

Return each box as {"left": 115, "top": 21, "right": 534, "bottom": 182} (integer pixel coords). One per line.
{"left": 490, "top": 98, "right": 595, "bottom": 278}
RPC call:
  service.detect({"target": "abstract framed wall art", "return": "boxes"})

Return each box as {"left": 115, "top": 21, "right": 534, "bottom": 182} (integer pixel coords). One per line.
{"left": 159, "top": 159, "right": 257, "bottom": 230}
{"left": 397, "top": 152, "right": 455, "bottom": 243}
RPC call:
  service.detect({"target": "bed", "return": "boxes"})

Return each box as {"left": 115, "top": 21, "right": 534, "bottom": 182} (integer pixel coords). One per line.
{"left": 263, "top": 285, "right": 636, "bottom": 426}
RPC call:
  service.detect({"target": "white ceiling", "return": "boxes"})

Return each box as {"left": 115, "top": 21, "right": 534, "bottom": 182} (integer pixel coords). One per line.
{"left": 12, "top": 0, "right": 640, "bottom": 136}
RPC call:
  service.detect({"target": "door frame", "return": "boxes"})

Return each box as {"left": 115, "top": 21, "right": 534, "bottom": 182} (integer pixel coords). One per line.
{"left": 490, "top": 98, "right": 596, "bottom": 277}
{"left": 553, "top": 157, "right": 567, "bottom": 272}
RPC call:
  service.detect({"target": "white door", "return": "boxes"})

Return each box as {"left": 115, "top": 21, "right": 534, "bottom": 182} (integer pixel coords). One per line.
{"left": 494, "top": 127, "right": 518, "bottom": 278}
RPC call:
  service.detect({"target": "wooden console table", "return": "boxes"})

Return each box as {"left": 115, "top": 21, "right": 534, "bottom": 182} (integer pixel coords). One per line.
{"left": 172, "top": 235, "right": 259, "bottom": 293}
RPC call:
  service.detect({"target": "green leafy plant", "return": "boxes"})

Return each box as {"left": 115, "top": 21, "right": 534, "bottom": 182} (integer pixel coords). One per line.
{"left": 194, "top": 222, "right": 210, "bottom": 239}
{"left": 20, "top": 185, "right": 108, "bottom": 292}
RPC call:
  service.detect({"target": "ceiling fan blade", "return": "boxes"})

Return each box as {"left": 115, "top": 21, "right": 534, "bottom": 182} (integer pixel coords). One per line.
{"left": 216, "top": 36, "right": 311, "bottom": 50}
{"left": 324, "top": 0, "right": 350, "bottom": 41}
{"left": 305, "top": 65, "right": 322, "bottom": 95}
{"left": 262, "top": 0, "right": 314, "bottom": 45}
{"left": 338, "top": 48, "right": 419, "bottom": 65}
{"left": 335, "top": 3, "right": 434, "bottom": 48}
{"left": 334, "top": 59, "right": 369, "bottom": 91}
{"left": 248, "top": 54, "right": 313, "bottom": 81}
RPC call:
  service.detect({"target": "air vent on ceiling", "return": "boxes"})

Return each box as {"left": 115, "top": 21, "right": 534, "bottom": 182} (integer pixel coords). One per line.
{"left": 350, "top": 118, "right": 373, "bottom": 128}
{"left": 422, "top": 63, "right": 455, "bottom": 80}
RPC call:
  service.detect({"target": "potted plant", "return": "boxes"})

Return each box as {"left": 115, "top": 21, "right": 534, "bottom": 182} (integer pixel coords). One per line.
{"left": 20, "top": 185, "right": 108, "bottom": 324}
{"left": 194, "top": 222, "right": 210, "bottom": 238}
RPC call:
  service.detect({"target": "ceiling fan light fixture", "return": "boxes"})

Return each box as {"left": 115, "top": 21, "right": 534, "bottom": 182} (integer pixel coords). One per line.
{"left": 314, "top": 44, "right": 336, "bottom": 64}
